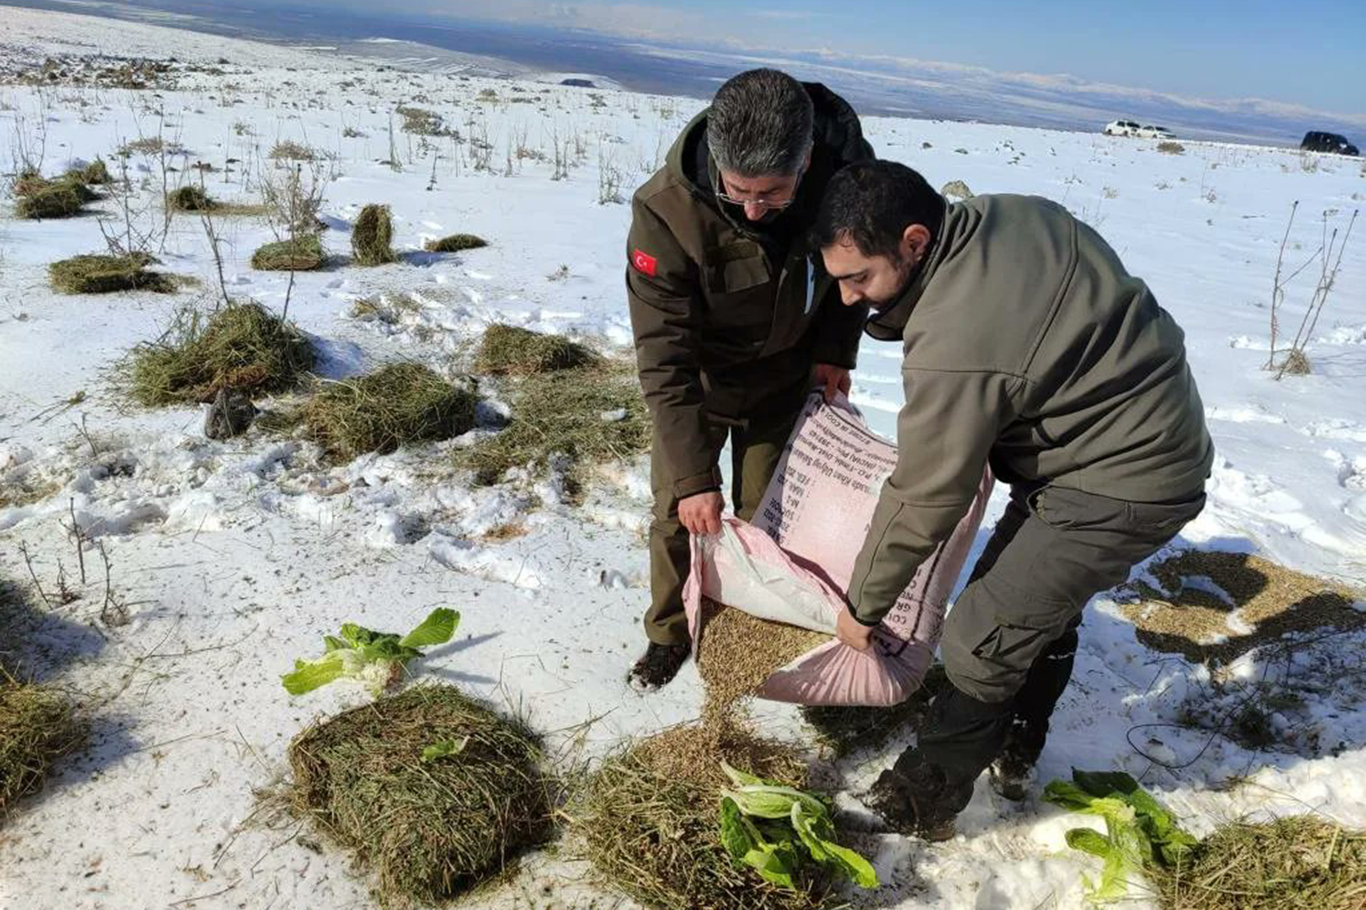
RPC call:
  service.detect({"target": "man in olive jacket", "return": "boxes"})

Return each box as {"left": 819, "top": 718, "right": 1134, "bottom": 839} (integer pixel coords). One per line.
{"left": 626, "top": 69, "right": 873, "bottom": 691}
{"left": 812, "top": 160, "right": 1213, "bottom": 838}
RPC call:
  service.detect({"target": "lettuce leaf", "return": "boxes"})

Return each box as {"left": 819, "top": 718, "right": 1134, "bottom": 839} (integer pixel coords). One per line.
{"left": 281, "top": 608, "right": 461, "bottom": 697}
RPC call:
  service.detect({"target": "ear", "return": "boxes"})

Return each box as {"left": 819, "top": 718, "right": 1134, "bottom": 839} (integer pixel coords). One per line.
{"left": 901, "top": 224, "right": 933, "bottom": 263}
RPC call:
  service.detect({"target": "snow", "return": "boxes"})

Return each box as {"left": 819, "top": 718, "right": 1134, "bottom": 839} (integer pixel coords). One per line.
{"left": 0, "top": 6, "right": 1364, "bottom": 910}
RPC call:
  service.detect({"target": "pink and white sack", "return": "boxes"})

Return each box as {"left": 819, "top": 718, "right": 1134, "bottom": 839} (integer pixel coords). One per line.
{"left": 682, "top": 393, "right": 993, "bottom": 707}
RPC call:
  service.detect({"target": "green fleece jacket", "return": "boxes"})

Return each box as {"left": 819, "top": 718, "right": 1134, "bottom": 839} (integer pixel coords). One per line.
{"left": 626, "top": 84, "right": 874, "bottom": 500}
{"left": 848, "top": 193, "right": 1213, "bottom": 624}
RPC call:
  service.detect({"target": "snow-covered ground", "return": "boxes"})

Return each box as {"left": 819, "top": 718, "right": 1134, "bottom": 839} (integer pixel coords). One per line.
{"left": 1, "top": 6, "right": 1364, "bottom": 909}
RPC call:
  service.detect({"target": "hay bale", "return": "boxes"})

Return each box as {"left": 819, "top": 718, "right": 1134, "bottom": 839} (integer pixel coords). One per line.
{"left": 474, "top": 325, "right": 600, "bottom": 376}
{"left": 49, "top": 253, "right": 176, "bottom": 294}
{"left": 461, "top": 363, "right": 648, "bottom": 495}
{"left": 425, "top": 233, "right": 487, "bottom": 253}
{"left": 251, "top": 235, "right": 324, "bottom": 271}
{"left": 301, "top": 362, "right": 477, "bottom": 461}
{"left": 0, "top": 673, "right": 85, "bottom": 815}
{"left": 572, "top": 718, "right": 827, "bottom": 910}
{"left": 288, "top": 685, "right": 549, "bottom": 904}
{"left": 128, "top": 301, "right": 315, "bottom": 405}
{"left": 167, "top": 185, "right": 216, "bottom": 212}
{"left": 78, "top": 157, "right": 111, "bottom": 185}
{"left": 15, "top": 181, "right": 84, "bottom": 219}
{"left": 351, "top": 203, "right": 397, "bottom": 266}
{"left": 1154, "top": 816, "right": 1366, "bottom": 910}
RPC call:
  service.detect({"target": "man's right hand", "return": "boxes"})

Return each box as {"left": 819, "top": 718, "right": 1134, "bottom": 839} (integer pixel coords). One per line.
{"left": 678, "top": 491, "right": 724, "bottom": 535}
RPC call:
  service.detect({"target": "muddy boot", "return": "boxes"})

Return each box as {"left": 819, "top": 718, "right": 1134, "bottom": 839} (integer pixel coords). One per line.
{"left": 627, "top": 641, "right": 690, "bottom": 692}
{"left": 865, "top": 748, "right": 974, "bottom": 841}
{"left": 989, "top": 717, "right": 1046, "bottom": 801}
{"left": 204, "top": 387, "right": 258, "bottom": 440}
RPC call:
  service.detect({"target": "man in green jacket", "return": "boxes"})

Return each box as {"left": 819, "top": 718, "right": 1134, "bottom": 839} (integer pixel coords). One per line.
{"left": 812, "top": 160, "right": 1213, "bottom": 838}
{"left": 626, "top": 69, "right": 873, "bottom": 691}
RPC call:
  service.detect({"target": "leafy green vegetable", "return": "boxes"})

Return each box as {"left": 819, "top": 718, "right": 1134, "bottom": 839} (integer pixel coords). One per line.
{"left": 420, "top": 736, "right": 469, "bottom": 762}
{"left": 717, "top": 762, "right": 878, "bottom": 892}
{"left": 1044, "top": 768, "right": 1197, "bottom": 903}
{"left": 282, "top": 608, "right": 460, "bottom": 696}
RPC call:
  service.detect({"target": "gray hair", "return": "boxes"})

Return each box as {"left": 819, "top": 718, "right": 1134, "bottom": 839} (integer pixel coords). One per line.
{"left": 707, "top": 69, "right": 814, "bottom": 178}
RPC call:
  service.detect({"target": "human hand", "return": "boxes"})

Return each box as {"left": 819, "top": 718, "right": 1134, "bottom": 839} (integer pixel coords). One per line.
{"left": 678, "top": 491, "right": 724, "bottom": 535}
{"left": 814, "top": 363, "right": 851, "bottom": 403}
{"left": 836, "top": 607, "right": 874, "bottom": 651}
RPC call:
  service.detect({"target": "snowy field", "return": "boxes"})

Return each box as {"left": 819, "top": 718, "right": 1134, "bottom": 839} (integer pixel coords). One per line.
{"left": 1, "top": 6, "right": 1364, "bottom": 909}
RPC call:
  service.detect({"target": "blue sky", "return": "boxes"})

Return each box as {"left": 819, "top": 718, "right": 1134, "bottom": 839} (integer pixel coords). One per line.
{"left": 394, "top": 0, "right": 1364, "bottom": 116}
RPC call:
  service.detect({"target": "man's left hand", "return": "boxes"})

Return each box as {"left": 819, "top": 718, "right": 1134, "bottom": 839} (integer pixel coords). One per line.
{"left": 814, "top": 363, "right": 851, "bottom": 403}
{"left": 836, "top": 607, "right": 874, "bottom": 651}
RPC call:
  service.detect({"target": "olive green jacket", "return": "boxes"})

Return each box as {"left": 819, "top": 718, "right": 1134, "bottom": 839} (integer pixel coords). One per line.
{"left": 849, "top": 194, "right": 1214, "bottom": 624}
{"left": 626, "top": 84, "right": 873, "bottom": 500}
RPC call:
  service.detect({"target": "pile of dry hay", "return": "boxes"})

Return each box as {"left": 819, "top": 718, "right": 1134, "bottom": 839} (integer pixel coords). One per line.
{"left": 0, "top": 671, "right": 85, "bottom": 817}
{"left": 352, "top": 203, "right": 398, "bottom": 266}
{"left": 127, "top": 301, "right": 315, "bottom": 405}
{"left": 299, "top": 362, "right": 477, "bottom": 461}
{"left": 49, "top": 253, "right": 177, "bottom": 294}
{"left": 1154, "top": 816, "right": 1366, "bottom": 910}
{"left": 573, "top": 715, "right": 829, "bottom": 910}
{"left": 474, "top": 324, "right": 600, "bottom": 376}
{"left": 571, "top": 602, "right": 849, "bottom": 910}
{"left": 425, "top": 233, "right": 487, "bottom": 253}
{"left": 13, "top": 170, "right": 96, "bottom": 219}
{"left": 167, "top": 185, "right": 216, "bottom": 212}
{"left": 288, "top": 685, "right": 550, "bottom": 905}
{"left": 1125, "top": 550, "right": 1366, "bottom": 665}
{"left": 251, "top": 234, "right": 324, "bottom": 271}
{"left": 462, "top": 327, "right": 646, "bottom": 496}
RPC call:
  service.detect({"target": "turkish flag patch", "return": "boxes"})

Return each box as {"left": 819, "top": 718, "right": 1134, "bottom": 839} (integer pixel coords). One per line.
{"left": 631, "top": 248, "right": 658, "bottom": 277}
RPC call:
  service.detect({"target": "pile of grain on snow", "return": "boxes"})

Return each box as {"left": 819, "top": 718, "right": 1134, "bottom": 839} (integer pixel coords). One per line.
{"left": 695, "top": 598, "right": 829, "bottom": 719}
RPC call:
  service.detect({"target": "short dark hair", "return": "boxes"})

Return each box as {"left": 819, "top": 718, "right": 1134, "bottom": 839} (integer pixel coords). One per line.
{"left": 707, "top": 69, "right": 814, "bottom": 177}
{"left": 811, "top": 160, "right": 944, "bottom": 260}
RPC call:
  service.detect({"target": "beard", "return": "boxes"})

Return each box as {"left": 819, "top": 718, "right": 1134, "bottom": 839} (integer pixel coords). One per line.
{"left": 866, "top": 252, "right": 920, "bottom": 309}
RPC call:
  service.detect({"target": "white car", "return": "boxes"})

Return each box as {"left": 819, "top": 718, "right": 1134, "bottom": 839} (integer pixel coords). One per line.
{"left": 1136, "top": 124, "right": 1175, "bottom": 140}
{"left": 1104, "top": 119, "right": 1141, "bottom": 137}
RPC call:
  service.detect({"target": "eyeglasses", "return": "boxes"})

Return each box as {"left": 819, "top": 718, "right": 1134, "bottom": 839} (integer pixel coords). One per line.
{"left": 715, "top": 168, "right": 805, "bottom": 211}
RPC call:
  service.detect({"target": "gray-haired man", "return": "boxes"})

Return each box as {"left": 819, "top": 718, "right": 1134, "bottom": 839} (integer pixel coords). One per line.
{"left": 625, "top": 68, "right": 874, "bottom": 690}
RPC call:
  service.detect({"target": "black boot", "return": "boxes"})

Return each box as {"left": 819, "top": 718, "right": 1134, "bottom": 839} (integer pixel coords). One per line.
{"left": 627, "top": 641, "right": 690, "bottom": 692}
{"left": 988, "top": 717, "right": 1046, "bottom": 801}
{"left": 865, "top": 748, "right": 974, "bottom": 841}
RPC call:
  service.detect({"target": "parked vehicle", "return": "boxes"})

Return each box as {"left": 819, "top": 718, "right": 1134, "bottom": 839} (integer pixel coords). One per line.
{"left": 1104, "top": 119, "right": 1141, "bottom": 137}
{"left": 1300, "top": 131, "right": 1359, "bottom": 156}
{"left": 1136, "top": 124, "right": 1175, "bottom": 140}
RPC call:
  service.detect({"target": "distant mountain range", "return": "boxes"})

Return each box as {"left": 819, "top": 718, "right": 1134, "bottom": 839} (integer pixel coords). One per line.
{"left": 6, "top": 0, "right": 1363, "bottom": 146}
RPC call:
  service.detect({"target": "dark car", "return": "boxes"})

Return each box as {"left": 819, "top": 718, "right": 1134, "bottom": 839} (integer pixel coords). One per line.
{"left": 1301, "top": 131, "right": 1360, "bottom": 156}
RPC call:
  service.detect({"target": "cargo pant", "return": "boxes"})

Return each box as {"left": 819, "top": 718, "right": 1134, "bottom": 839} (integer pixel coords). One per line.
{"left": 917, "top": 481, "right": 1206, "bottom": 789}
{"left": 643, "top": 406, "right": 803, "bottom": 647}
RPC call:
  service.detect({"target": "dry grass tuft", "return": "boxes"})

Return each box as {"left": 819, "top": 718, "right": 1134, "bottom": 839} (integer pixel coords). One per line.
{"left": 1154, "top": 816, "right": 1366, "bottom": 910}
{"left": 570, "top": 716, "right": 828, "bottom": 910}
{"left": 49, "top": 253, "right": 177, "bottom": 294}
{"left": 167, "top": 185, "right": 216, "bottom": 211}
{"left": 460, "top": 361, "right": 648, "bottom": 496}
{"left": 251, "top": 235, "right": 324, "bottom": 271}
{"left": 351, "top": 203, "right": 398, "bottom": 266}
{"left": 474, "top": 325, "right": 600, "bottom": 376}
{"left": 0, "top": 671, "right": 85, "bottom": 817}
{"left": 300, "top": 363, "right": 477, "bottom": 461}
{"left": 425, "top": 233, "right": 488, "bottom": 253}
{"left": 127, "top": 301, "right": 315, "bottom": 405}
{"left": 288, "top": 685, "right": 550, "bottom": 906}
